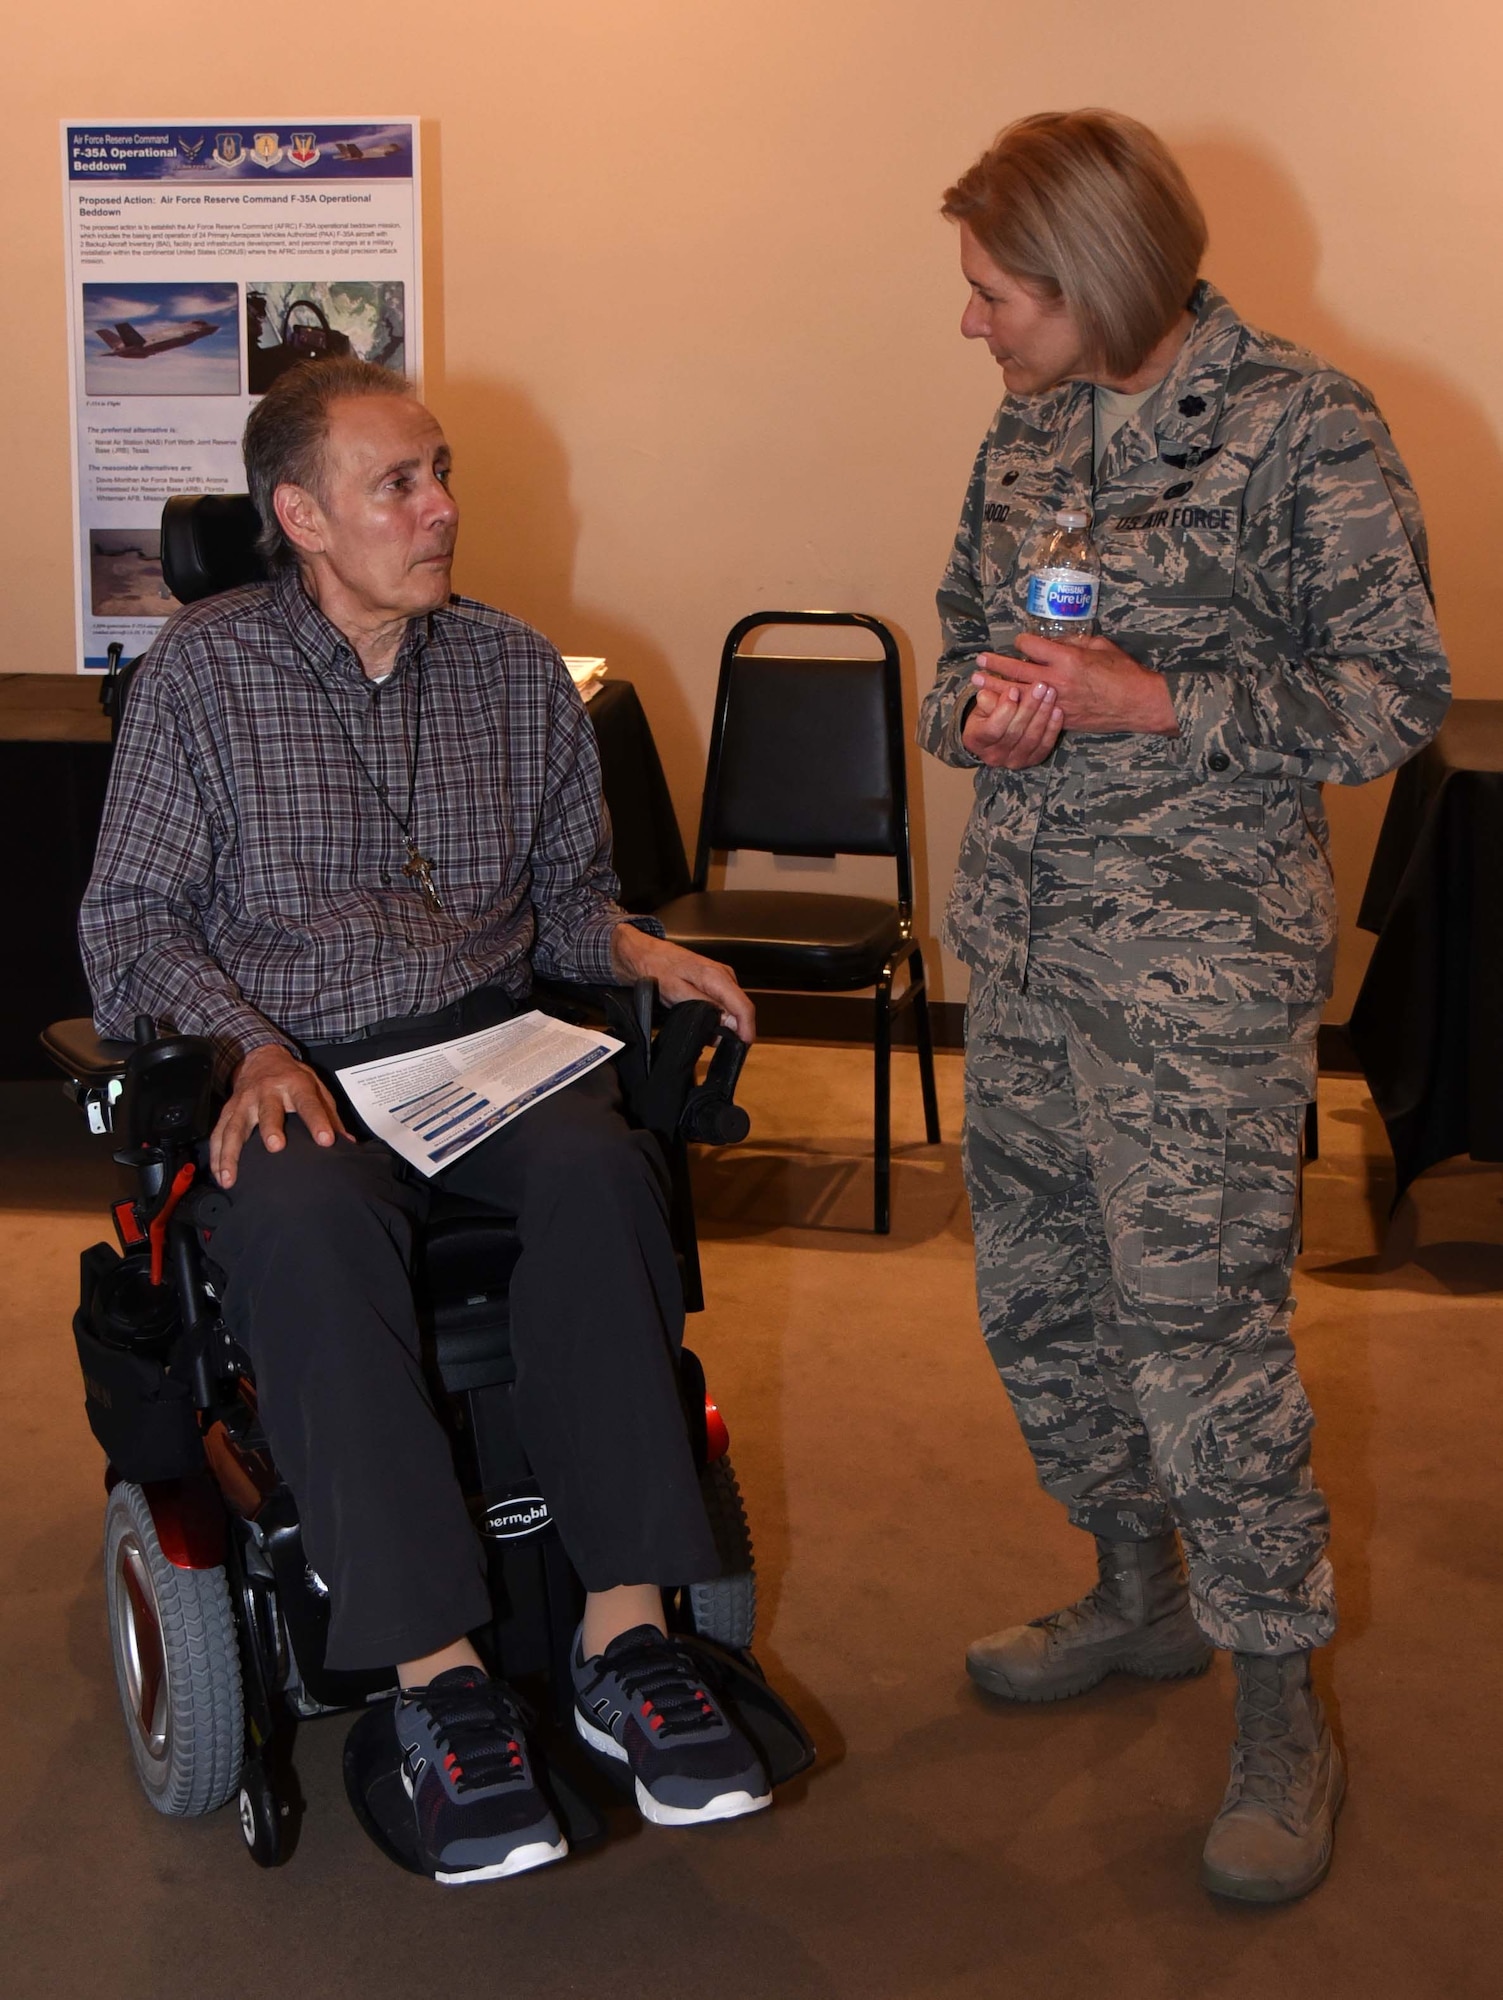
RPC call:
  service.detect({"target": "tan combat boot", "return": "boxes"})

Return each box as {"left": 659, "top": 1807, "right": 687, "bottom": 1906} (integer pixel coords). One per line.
{"left": 965, "top": 1532, "right": 1213, "bottom": 1701}
{"left": 1201, "top": 1651, "right": 1345, "bottom": 1903}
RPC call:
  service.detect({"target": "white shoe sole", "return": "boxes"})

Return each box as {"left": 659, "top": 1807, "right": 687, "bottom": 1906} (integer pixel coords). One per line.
{"left": 401, "top": 1760, "right": 568, "bottom": 1882}
{"left": 635, "top": 1782, "right": 771, "bottom": 1827}
{"left": 574, "top": 1708, "right": 771, "bottom": 1826}
{"left": 434, "top": 1838, "right": 569, "bottom": 1886}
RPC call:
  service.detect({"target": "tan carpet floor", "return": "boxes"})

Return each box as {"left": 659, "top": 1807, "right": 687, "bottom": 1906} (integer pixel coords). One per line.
{"left": 1, "top": 1045, "right": 1499, "bottom": 1998}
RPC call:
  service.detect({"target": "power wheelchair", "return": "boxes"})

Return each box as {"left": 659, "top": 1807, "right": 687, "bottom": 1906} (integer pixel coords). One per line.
{"left": 47, "top": 495, "right": 812, "bottom": 1875}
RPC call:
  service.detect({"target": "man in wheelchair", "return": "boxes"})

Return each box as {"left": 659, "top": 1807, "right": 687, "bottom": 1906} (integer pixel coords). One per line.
{"left": 78, "top": 355, "right": 770, "bottom": 1883}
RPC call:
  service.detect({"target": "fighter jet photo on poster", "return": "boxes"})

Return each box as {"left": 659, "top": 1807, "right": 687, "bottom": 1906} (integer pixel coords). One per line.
{"left": 82, "top": 282, "right": 241, "bottom": 397}
{"left": 96, "top": 318, "right": 219, "bottom": 359}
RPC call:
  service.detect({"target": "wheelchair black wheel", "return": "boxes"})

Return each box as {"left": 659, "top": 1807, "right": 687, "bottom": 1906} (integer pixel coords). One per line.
{"left": 237, "top": 1759, "right": 286, "bottom": 1867}
{"left": 103, "top": 1481, "right": 243, "bottom": 1817}
{"left": 686, "top": 1454, "right": 756, "bottom": 1650}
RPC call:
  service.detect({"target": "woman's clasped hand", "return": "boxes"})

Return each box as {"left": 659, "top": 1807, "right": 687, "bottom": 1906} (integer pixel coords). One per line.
{"left": 961, "top": 632, "right": 1179, "bottom": 767}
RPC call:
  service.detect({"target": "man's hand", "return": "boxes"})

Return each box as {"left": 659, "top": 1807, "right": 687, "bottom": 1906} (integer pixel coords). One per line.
{"left": 961, "top": 673, "right": 1065, "bottom": 769}
{"left": 210, "top": 1043, "right": 353, "bottom": 1189}
{"left": 610, "top": 925, "right": 756, "bottom": 1043}
{"left": 972, "top": 633, "right": 1179, "bottom": 737}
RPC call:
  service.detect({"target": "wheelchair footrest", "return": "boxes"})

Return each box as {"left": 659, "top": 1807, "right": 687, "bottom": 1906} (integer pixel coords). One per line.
{"left": 691, "top": 1637, "right": 818, "bottom": 1792}
{"left": 570, "top": 1637, "right": 816, "bottom": 1795}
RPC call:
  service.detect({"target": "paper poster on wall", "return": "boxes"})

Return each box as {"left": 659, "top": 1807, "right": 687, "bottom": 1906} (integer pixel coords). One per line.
{"left": 61, "top": 118, "right": 422, "bottom": 671}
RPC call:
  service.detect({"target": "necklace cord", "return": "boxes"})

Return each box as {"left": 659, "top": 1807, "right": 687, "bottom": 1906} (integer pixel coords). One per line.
{"left": 304, "top": 652, "right": 426, "bottom": 848}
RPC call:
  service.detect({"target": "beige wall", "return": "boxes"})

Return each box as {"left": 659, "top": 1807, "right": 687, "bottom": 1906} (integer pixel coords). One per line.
{"left": 6, "top": 1, "right": 1501, "bottom": 1014}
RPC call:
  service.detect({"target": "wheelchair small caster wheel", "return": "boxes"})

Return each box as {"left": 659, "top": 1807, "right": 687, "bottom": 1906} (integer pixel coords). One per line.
{"left": 237, "top": 1760, "right": 286, "bottom": 1868}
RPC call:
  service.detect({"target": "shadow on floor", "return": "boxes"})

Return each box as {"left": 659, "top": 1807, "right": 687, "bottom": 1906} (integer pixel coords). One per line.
{"left": 1310, "top": 1160, "right": 1503, "bottom": 1295}
{"left": 691, "top": 1141, "right": 968, "bottom": 1247}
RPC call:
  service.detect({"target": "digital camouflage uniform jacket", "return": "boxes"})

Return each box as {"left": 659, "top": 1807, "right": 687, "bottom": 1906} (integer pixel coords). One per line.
{"left": 919, "top": 282, "right": 1451, "bottom": 1010}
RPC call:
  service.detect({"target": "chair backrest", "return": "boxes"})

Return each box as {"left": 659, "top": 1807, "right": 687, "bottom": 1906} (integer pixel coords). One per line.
{"left": 98, "top": 496, "right": 267, "bottom": 742}
{"left": 692, "top": 611, "right": 913, "bottom": 910}
{"left": 160, "top": 493, "right": 266, "bottom": 604}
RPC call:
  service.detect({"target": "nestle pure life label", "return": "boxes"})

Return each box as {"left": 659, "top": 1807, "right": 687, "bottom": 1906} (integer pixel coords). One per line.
{"left": 1026, "top": 568, "right": 1098, "bottom": 622}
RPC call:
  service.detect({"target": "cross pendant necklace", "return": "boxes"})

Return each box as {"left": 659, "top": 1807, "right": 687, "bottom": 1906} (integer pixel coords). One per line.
{"left": 402, "top": 841, "right": 443, "bottom": 913}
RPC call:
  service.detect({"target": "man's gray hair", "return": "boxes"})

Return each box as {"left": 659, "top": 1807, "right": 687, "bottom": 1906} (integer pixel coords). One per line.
{"left": 242, "top": 358, "right": 413, "bottom": 570}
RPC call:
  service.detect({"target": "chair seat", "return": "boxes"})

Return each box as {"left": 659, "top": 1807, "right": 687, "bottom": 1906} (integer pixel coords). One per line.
{"left": 656, "top": 891, "right": 905, "bottom": 992}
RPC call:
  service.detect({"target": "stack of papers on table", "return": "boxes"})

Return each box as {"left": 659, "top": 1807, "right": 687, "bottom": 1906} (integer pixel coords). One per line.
{"left": 562, "top": 656, "right": 608, "bottom": 701}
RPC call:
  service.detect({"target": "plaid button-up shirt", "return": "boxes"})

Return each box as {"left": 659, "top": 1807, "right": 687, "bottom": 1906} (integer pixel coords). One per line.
{"left": 81, "top": 567, "right": 647, "bottom": 1072}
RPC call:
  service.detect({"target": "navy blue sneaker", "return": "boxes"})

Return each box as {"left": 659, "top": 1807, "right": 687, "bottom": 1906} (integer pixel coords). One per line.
{"left": 571, "top": 1624, "right": 771, "bottom": 1826}
{"left": 394, "top": 1666, "right": 567, "bottom": 1884}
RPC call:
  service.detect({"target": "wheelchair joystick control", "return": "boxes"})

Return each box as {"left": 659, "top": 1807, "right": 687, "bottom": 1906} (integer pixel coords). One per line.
{"left": 681, "top": 1032, "right": 751, "bottom": 1146}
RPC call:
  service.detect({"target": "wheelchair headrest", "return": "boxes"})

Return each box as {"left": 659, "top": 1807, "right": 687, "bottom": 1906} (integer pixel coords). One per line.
{"left": 161, "top": 494, "right": 268, "bottom": 604}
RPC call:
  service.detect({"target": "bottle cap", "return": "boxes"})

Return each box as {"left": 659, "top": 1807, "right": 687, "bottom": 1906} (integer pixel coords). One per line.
{"left": 1055, "top": 509, "right": 1089, "bottom": 530}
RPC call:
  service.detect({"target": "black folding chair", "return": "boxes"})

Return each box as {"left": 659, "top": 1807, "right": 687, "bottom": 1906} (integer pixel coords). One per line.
{"left": 656, "top": 611, "right": 940, "bottom": 1233}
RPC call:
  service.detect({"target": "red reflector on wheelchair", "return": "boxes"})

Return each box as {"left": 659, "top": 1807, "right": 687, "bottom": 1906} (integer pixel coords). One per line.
{"left": 704, "top": 1394, "right": 730, "bottom": 1463}
{"left": 113, "top": 1200, "right": 146, "bottom": 1248}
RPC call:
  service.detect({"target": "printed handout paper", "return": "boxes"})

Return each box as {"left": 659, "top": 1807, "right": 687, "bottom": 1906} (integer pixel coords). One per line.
{"left": 335, "top": 1012, "right": 623, "bottom": 1177}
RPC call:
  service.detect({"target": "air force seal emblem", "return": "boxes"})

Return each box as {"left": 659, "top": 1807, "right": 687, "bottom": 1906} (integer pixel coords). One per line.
{"left": 252, "top": 132, "right": 283, "bottom": 168}
{"left": 213, "top": 132, "right": 243, "bottom": 167}
{"left": 290, "top": 132, "right": 319, "bottom": 167}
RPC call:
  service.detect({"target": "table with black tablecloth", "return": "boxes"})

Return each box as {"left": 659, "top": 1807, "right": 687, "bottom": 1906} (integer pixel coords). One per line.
{"left": 2, "top": 673, "right": 689, "bottom": 1078}
{"left": 1349, "top": 698, "right": 1503, "bottom": 1198}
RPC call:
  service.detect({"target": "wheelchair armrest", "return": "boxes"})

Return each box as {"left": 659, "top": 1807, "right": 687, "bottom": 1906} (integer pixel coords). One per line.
{"left": 40, "top": 1017, "right": 134, "bottom": 1086}
{"left": 530, "top": 979, "right": 750, "bottom": 1146}
{"left": 528, "top": 976, "right": 643, "bottom": 1025}
{"left": 40, "top": 1016, "right": 217, "bottom": 1149}
{"left": 680, "top": 1031, "right": 750, "bottom": 1145}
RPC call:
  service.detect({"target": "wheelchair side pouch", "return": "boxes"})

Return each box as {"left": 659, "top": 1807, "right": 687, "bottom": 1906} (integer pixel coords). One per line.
{"left": 72, "top": 1242, "right": 204, "bottom": 1483}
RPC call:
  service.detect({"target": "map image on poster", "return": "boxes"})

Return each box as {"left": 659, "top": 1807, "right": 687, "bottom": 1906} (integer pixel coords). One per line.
{"left": 89, "top": 529, "right": 180, "bottom": 617}
{"left": 62, "top": 117, "right": 421, "bottom": 670}
{"left": 246, "top": 280, "right": 405, "bottom": 394}
{"left": 82, "top": 281, "right": 241, "bottom": 397}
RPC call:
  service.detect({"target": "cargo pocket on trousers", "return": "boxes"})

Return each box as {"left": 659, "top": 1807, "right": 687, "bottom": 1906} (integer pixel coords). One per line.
{"left": 1128, "top": 1041, "right": 1316, "bottom": 1309}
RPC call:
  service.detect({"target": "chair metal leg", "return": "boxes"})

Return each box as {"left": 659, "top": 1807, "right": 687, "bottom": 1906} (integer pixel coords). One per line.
{"left": 909, "top": 948, "right": 941, "bottom": 1145}
{"left": 873, "top": 975, "right": 893, "bottom": 1234}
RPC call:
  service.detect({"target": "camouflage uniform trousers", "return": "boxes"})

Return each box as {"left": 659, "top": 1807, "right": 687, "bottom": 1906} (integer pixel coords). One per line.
{"left": 963, "top": 975, "right": 1335, "bottom": 1655}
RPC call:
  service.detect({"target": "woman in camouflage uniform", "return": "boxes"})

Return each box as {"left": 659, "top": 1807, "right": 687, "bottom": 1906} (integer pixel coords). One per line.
{"left": 920, "top": 110, "right": 1449, "bottom": 1903}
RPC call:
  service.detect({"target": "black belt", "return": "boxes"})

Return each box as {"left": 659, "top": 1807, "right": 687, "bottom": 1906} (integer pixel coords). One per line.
{"left": 303, "top": 982, "right": 522, "bottom": 1067}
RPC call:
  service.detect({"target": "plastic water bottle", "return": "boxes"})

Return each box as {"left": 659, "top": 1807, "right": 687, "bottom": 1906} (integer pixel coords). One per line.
{"left": 1023, "top": 508, "right": 1100, "bottom": 641}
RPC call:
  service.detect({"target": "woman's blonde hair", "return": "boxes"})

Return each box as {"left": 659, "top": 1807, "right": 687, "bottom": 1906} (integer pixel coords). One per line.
{"left": 942, "top": 110, "right": 1207, "bottom": 379}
